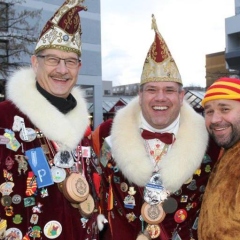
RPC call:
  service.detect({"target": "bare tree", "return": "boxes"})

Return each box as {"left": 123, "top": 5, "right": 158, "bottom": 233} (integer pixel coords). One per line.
{"left": 0, "top": 0, "right": 42, "bottom": 78}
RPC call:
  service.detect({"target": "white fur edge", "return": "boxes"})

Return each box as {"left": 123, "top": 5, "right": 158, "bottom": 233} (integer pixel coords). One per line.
{"left": 97, "top": 214, "right": 108, "bottom": 231}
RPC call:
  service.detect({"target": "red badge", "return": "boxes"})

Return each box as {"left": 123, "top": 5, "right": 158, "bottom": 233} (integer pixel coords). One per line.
{"left": 174, "top": 209, "right": 187, "bottom": 223}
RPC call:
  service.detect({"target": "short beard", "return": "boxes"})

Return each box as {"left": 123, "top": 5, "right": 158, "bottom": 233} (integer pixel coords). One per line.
{"left": 209, "top": 125, "right": 240, "bottom": 149}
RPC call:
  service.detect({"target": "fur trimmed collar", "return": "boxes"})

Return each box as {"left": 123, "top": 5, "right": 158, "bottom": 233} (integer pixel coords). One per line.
{"left": 111, "top": 97, "right": 209, "bottom": 192}
{"left": 6, "top": 67, "right": 89, "bottom": 151}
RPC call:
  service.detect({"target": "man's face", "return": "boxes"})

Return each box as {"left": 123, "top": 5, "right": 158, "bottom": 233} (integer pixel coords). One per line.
{"left": 204, "top": 99, "right": 240, "bottom": 149}
{"left": 139, "top": 82, "right": 184, "bottom": 129}
{"left": 31, "top": 49, "right": 81, "bottom": 98}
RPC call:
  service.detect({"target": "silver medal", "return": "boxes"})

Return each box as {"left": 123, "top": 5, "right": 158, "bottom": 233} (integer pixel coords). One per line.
{"left": 144, "top": 173, "right": 170, "bottom": 205}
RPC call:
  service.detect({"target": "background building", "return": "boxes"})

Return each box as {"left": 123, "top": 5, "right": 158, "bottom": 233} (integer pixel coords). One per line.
{"left": 225, "top": 0, "right": 240, "bottom": 72}
{"left": 1, "top": 0, "right": 240, "bottom": 127}
{"left": 0, "top": 0, "right": 103, "bottom": 128}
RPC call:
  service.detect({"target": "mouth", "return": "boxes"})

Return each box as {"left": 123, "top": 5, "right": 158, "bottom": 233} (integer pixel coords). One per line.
{"left": 213, "top": 127, "right": 228, "bottom": 131}
{"left": 51, "top": 76, "right": 70, "bottom": 82}
{"left": 153, "top": 106, "right": 168, "bottom": 111}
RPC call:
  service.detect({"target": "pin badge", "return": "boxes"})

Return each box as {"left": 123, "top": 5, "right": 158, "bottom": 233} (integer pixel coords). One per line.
{"left": 44, "top": 220, "right": 62, "bottom": 239}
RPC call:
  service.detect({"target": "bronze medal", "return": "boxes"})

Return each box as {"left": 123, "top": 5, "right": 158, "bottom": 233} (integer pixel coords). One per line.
{"left": 141, "top": 202, "right": 166, "bottom": 224}
{"left": 1, "top": 195, "right": 12, "bottom": 207}
{"left": 120, "top": 182, "right": 128, "bottom": 192}
{"left": 78, "top": 193, "right": 95, "bottom": 218}
{"left": 62, "top": 173, "right": 89, "bottom": 203}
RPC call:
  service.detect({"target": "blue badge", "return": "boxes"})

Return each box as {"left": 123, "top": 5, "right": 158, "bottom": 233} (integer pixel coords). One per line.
{"left": 25, "top": 147, "right": 54, "bottom": 188}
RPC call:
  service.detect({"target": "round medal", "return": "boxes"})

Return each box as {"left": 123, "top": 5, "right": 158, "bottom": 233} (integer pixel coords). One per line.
{"left": 5, "top": 228, "right": 22, "bottom": 239}
{"left": 19, "top": 128, "right": 36, "bottom": 142}
{"left": 12, "top": 194, "right": 21, "bottom": 204}
{"left": 141, "top": 202, "right": 166, "bottom": 224}
{"left": 62, "top": 173, "right": 89, "bottom": 203}
{"left": 120, "top": 182, "right": 128, "bottom": 192}
{"left": 162, "top": 197, "right": 178, "bottom": 214}
{"left": 54, "top": 150, "right": 74, "bottom": 168}
{"left": 1, "top": 195, "right": 12, "bottom": 207}
{"left": 51, "top": 166, "right": 66, "bottom": 183}
{"left": 174, "top": 209, "right": 187, "bottom": 223}
{"left": 79, "top": 193, "right": 95, "bottom": 218}
{"left": 146, "top": 224, "right": 161, "bottom": 239}
{"left": 44, "top": 221, "right": 62, "bottom": 239}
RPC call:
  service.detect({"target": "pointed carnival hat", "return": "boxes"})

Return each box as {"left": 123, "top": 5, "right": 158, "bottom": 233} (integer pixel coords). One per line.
{"left": 35, "top": 0, "right": 87, "bottom": 56}
{"left": 140, "top": 14, "right": 182, "bottom": 85}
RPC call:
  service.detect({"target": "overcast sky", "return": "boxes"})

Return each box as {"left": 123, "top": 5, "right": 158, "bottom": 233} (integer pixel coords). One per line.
{"left": 100, "top": 0, "right": 234, "bottom": 87}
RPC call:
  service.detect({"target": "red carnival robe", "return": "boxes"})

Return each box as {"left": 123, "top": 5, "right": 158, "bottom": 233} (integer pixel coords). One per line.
{"left": 0, "top": 68, "right": 99, "bottom": 240}
{"left": 93, "top": 98, "right": 220, "bottom": 240}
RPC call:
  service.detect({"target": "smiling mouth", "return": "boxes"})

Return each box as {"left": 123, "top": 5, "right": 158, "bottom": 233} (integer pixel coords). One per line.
{"left": 214, "top": 127, "right": 228, "bottom": 131}
{"left": 52, "top": 76, "right": 69, "bottom": 82}
{"left": 153, "top": 106, "right": 168, "bottom": 111}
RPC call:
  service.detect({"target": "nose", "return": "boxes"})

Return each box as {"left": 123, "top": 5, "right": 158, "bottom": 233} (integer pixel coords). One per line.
{"left": 210, "top": 111, "right": 223, "bottom": 124}
{"left": 56, "top": 59, "right": 69, "bottom": 74}
{"left": 154, "top": 89, "right": 167, "bottom": 100}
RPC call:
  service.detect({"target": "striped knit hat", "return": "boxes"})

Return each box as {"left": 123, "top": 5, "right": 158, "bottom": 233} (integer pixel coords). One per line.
{"left": 201, "top": 77, "right": 240, "bottom": 107}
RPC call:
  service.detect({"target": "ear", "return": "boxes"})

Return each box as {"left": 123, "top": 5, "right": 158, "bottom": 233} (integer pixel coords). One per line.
{"left": 31, "top": 55, "right": 39, "bottom": 73}
{"left": 77, "top": 61, "right": 82, "bottom": 71}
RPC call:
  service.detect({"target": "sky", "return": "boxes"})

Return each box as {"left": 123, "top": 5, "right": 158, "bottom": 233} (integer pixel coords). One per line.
{"left": 100, "top": 0, "right": 234, "bottom": 88}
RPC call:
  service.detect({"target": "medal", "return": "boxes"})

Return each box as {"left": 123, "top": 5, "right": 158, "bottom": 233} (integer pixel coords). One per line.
{"left": 19, "top": 128, "right": 37, "bottom": 142}
{"left": 174, "top": 209, "right": 187, "bottom": 223}
{"left": 141, "top": 202, "right": 166, "bottom": 224}
{"left": 144, "top": 173, "right": 169, "bottom": 205}
{"left": 146, "top": 224, "right": 161, "bottom": 239}
{"left": 54, "top": 150, "right": 74, "bottom": 168}
{"left": 162, "top": 197, "right": 178, "bottom": 214}
{"left": 51, "top": 166, "right": 66, "bottom": 183}
{"left": 120, "top": 182, "right": 128, "bottom": 192}
{"left": 43, "top": 221, "right": 62, "bottom": 239}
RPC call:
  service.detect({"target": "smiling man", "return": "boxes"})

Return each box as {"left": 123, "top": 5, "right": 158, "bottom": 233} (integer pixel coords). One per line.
{"left": 198, "top": 77, "right": 240, "bottom": 240}
{"left": 94, "top": 15, "right": 219, "bottom": 240}
{"left": 0, "top": 1, "right": 101, "bottom": 239}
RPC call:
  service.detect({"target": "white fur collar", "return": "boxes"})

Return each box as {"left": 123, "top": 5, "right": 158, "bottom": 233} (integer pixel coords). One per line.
{"left": 111, "top": 97, "right": 209, "bottom": 192}
{"left": 6, "top": 67, "right": 89, "bottom": 151}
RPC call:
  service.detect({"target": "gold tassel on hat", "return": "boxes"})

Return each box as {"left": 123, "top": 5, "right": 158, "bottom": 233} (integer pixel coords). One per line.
{"left": 151, "top": 14, "right": 158, "bottom": 33}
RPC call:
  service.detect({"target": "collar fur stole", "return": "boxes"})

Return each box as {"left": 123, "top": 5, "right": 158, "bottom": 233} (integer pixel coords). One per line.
{"left": 6, "top": 67, "right": 89, "bottom": 151}
{"left": 111, "top": 97, "right": 209, "bottom": 192}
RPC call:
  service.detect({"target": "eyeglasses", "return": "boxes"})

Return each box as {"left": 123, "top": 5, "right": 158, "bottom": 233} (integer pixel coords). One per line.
{"left": 37, "top": 55, "right": 81, "bottom": 69}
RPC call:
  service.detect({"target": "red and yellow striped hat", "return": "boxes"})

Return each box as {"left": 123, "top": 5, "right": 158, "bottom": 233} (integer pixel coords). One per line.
{"left": 201, "top": 77, "right": 240, "bottom": 107}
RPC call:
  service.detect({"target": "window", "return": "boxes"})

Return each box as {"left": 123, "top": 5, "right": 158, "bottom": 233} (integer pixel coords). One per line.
{"left": 0, "top": 40, "right": 8, "bottom": 64}
{"left": 0, "top": 2, "right": 8, "bottom": 32}
{"left": 104, "top": 90, "right": 111, "bottom": 95}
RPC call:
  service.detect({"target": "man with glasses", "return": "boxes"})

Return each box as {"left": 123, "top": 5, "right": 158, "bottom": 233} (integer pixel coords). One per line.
{"left": 0, "top": 1, "right": 100, "bottom": 239}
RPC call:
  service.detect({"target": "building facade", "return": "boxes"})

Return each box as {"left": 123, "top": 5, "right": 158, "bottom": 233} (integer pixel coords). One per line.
{"left": 225, "top": 0, "right": 240, "bottom": 72}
